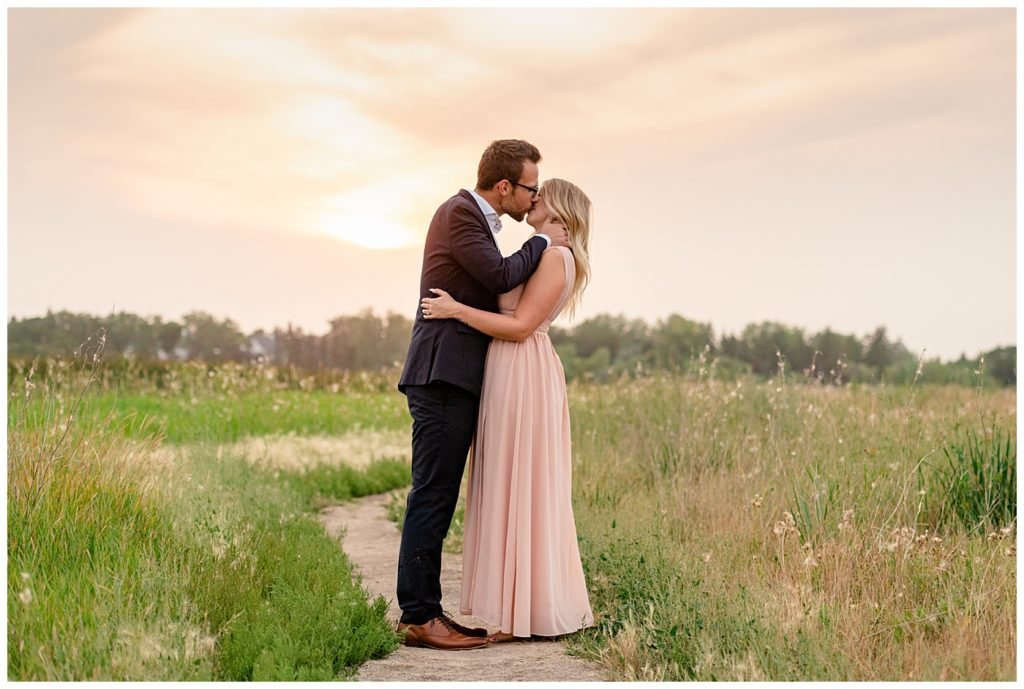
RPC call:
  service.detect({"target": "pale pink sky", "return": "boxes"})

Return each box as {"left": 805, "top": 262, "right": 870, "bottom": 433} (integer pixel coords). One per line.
{"left": 7, "top": 8, "right": 1016, "bottom": 359}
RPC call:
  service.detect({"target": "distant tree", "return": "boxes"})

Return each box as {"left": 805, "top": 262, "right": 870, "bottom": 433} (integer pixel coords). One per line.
{"left": 181, "top": 311, "right": 247, "bottom": 362}
{"left": 862, "top": 326, "right": 894, "bottom": 382}
{"left": 274, "top": 324, "right": 321, "bottom": 369}
{"left": 719, "top": 332, "right": 743, "bottom": 361}
{"left": 648, "top": 314, "right": 715, "bottom": 372}
{"left": 571, "top": 314, "right": 640, "bottom": 361}
{"left": 323, "top": 309, "right": 412, "bottom": 370}
{"left": 6, "top": 307, "right": 1014, "bottom": 388}
{"left": 156, "top": 319, "right": 183, "bottom": 358}
{"left": 105, "top": 312, "right": 159, "bottom": 359}
{"left": 579, "top": 346, "right": 612, "bottom": 382}
{"left": 810, "top": 328, "right": 863, "bottom": 383}
{"left": 983, "top": 346, "right": 1016, "bottom": 386}
{"left": 382, "top": 312, "right": 413, "bottom": 367}
{"left": 736, "top": 322, "right": 813, "bottom": 377}
{"left": 8, "top": 310, "right": 102, "bottom": 357}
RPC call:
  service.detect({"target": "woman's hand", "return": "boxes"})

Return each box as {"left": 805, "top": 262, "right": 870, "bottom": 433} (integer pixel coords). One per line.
{"left": 421, "top": 288, "right": 463, "bottom": 320}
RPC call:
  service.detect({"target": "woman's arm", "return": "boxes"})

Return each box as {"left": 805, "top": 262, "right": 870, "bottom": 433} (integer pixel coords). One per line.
{"left": 422, "top": 249, "right": 567, "bottom": 342}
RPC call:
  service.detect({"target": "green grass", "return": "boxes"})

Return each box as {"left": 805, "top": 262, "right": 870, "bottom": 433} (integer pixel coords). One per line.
{"left": 919, "top": 418, "right": 1016, "bottom": 533}
{"left": 177, "top": 447, "right": 408, "bottom": 680}
{"left": 8, "top": 360, "right": 1016, "bottom": 681}
{"left": 8, "top": 435, "right": 198, "bottom": 680}
{"left": 8, "top": 430, "right": 409, "bottom": 680}
{"left": 17, "top": 390, "right": 410, "bottom": 444}
{"left": 8, "top": 364, "right": 412, "bottom": 681}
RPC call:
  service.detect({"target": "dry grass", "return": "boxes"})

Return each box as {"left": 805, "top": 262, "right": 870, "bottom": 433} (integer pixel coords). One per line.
{"left": 567, "top": 375, "right": 1016, "bottom": 680}
{"left": 219, "top": 429, "right": 410, "bottom": 473}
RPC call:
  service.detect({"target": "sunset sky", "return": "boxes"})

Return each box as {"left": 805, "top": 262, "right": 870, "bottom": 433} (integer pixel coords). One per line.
{"left": 6, "top": 7, "right": 1016, "bottom": 360}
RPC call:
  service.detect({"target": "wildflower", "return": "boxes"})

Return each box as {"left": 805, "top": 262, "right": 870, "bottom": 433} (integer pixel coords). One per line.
{"left": 751, "top": 494, "right": 763, "bottom": 508}
{"left": 838, "top": 509, "right": 854, "bottom": 532}
{"left": 701, "top": 552, "right": 711, "bottom": 563}
{"left": 937, "top": 560, "right": 949, "bottom": 573}
{"left": 883, "top": 526, "right": 916, "bottom": 553}
{"left": 18, "top": 588, "right": 33, "bottom": 605}
{"left": 773, "top": 511, "right": 799, "bottom": 538}
{"left": 20, "top": 572, "right": 30, "bottom": 581}
{"left": 802, "top": 552, "right": 818, "bottom": 568}
{"left": 1005, "top": 545, "right": 1016, "bottom": 558}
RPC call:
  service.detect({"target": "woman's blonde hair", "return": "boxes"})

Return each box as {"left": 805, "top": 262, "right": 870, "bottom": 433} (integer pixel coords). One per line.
{"left": 539, "top": 178, "right": 592, "bottom": 319}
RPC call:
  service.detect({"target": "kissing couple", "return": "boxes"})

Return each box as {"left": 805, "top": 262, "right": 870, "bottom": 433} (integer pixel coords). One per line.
{"left": 396, "top": 139, "right": 595, "bottom": 650}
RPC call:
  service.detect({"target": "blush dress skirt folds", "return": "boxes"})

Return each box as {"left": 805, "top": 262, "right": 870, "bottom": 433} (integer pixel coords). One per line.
{"left": 459, "top": 246, "right": 594, "bottom": 637}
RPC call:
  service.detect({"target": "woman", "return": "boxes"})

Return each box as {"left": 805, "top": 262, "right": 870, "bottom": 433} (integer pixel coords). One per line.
{"left": 419, "top": 178, "right": 594, "bottom": 642}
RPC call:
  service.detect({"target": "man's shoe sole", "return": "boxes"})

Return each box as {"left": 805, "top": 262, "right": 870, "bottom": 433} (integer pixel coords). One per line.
{"left": 403, "top": 638, "right": 489, "bottom": 651}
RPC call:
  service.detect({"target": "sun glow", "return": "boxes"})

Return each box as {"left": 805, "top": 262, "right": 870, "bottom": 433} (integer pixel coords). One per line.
{"left": 316, "top": 191, "right": 419, "bottom": 250}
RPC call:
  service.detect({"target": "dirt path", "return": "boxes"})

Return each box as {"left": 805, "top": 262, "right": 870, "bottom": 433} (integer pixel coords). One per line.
{"left": 318, "top": 493, "right": 608, "bottom": 681}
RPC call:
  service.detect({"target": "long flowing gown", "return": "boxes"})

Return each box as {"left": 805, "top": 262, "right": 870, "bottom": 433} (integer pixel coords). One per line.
{"left": 459, "top": 246, "right": 594, "bottom": 637}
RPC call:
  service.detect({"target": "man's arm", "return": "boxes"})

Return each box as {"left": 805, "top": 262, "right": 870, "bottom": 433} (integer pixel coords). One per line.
{"left": 448, "top": 204, "right": 546, "bottom": 294}
{"left": 424, "top": 249, "right": 567, "bottom": 342}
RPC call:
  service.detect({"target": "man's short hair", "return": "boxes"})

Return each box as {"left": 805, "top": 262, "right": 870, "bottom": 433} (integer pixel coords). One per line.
{"left": 477, "top": 139, "right": 542, "bottom": 191}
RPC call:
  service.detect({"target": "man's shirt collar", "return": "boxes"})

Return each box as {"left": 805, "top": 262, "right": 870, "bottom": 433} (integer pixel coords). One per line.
{"left": 467, "top": 188, "right": 502, "bottom": 234}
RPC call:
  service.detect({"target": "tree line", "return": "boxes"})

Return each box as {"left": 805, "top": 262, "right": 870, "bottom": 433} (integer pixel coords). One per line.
{"left": 7, "top": 309, "right": 1016, "bottom": 387}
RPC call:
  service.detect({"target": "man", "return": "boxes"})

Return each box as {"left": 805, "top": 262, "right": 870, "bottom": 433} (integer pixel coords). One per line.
{"left": 395, "top": 140, "right": 571, "bottom": 650}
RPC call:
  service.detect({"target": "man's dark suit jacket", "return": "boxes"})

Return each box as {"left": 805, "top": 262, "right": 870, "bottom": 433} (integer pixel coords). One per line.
{"left": 398, "top": 189, "right": 547, "bottom": 396}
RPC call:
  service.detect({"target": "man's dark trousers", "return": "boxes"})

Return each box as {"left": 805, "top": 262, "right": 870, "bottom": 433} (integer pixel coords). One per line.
{"left": 396, "top": 381, "right": 478, "bottom": 624}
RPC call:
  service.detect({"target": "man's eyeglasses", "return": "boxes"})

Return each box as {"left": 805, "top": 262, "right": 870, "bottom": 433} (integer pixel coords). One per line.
{"left": 511, "top": 181, "right": 540, "bottom": 198}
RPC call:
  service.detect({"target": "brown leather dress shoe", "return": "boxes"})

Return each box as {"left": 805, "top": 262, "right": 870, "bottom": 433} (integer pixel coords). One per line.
{"left": 441, "top": 612, "right": 488, "bottom": 638}
{"left": 397, "top": 617, "right": 489, "bottom": 651}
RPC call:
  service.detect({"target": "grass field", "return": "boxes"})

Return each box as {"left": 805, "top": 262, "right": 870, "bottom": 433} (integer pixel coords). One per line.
{"left": 564, "top": 375, "right": 1015, "bottom": 680}
{"left": 7, "top": 355, "right": 1016, "bottom": 680}
{"left": 8, "top": 358, "right": 409, "bottom": 680}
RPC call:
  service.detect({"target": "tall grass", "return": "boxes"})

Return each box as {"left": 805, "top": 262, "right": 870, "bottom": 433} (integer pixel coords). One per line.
{"left": 9, "top": 355, "right": 1015, "bottom": 680}
{"left": 170, "top": 445, "right": 406, "bottom": 680}
{"left": 919, "top": 419, "right": 1016, "bottom": 533}
{"left": 564, "top": 374, "right": 1015, "bottom": 680}
{"left": 8, "top": 350, "right": 409, "bottom": 680}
